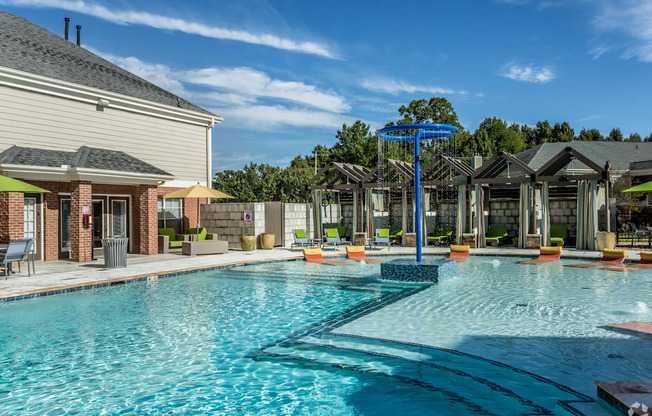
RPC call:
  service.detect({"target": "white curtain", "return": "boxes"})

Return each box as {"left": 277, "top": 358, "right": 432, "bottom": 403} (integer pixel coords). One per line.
{"left": 457, "top": 185, "right": 467, "bottom": 244}
{"left": 576, "top": 180, "right": 598, "bottom": 250}
{"left": 518, "top": 183, "right": 531, "bottom": 248}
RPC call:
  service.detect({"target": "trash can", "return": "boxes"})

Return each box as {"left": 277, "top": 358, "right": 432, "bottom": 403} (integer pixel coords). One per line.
{"left": 102, "top": 236, "right": 129, "bottom": 268}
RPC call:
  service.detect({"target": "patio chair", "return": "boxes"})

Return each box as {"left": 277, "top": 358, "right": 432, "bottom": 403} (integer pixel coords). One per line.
{"left": 345, "top": 246, "right": 384, "bottom": 263}
{"left": 335, "top": 226, "right": 348, "bottom": 241}
{"left": 158, "top": 228, "right": 191, "bottom": 254}
{"left": 550, "top": 226, "right": 567, "bottom": 246}
{"left": 628, "top": 223, "right": 649, "bottom": 246}
{"left": 427, "top": 227, "right": 453, "bottom": 246}
{"left": 485, "top": 227, "right": 508, "bottom": 246}
{"left": 303, "top": 248, "right": 351, "bottom": 265}
{"left": 188, "top": 227, "right": 219, "bottom": 241}
{"left": 446, "top": 244, "right": 470, "bottom": 262}
{"left": 519, "top": 246, "right": 562, "bottom": 265}
{"left": 0, "top": 238, "right": 34, "bottom": 278}
{"left": 373, "top": 228, "right": 391, "bottom": 250}
{"left": 567, "top": 249, "right": 627, "bottom": 268}
{"left": 291, "top": 229, "right": 320, "bottom": 251}
{"left": 323, "top": 228, "right": 351, "bottom": 250}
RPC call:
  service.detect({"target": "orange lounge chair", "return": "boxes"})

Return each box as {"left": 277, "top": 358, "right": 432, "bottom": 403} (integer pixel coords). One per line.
{"left": 519, "top": 246, "right": 562, "bottom": 265}
{"left": 566, "top": 249, "right": 627, "bottom": 268}
{"left": 603, "top": 251, "right": 652, "bottom": 271}
{"left": 345, "top": 246, "right": 384, "bottom": 263}
{"left": 303, "top": 248, "right": 351, "bottom": 266}
{"left": 446, "top": 245, "right": 470, "bottom": 262}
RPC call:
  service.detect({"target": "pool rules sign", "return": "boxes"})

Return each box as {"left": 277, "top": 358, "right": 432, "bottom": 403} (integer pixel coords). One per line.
{"left": 244, "top": 210, "right": 252, "bottom": 224}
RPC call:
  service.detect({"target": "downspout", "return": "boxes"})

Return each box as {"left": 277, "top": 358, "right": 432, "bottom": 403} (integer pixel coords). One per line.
{"left": 206, "top": 118, "right": 215, "bottom": 187}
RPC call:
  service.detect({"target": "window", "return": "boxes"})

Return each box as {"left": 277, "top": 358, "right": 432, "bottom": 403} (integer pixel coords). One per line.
{"left": 158, "top": 197, "right": 183, "bottom": 234}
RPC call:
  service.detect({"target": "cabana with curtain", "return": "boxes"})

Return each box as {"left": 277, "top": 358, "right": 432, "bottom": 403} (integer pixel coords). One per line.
{"left": 576, "top": 180, "right": 598, "bottom": 250}
{"left": 518, "top": 183, "right": 531, "bottom": 248}
{"left": 456, "top": 184, "right": 467, "bottom": 244}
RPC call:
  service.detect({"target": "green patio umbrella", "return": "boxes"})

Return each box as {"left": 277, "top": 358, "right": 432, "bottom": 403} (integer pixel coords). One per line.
{"left": 0, "top": 175, "right": 49, "bottom": 193}
{"left": 623, "top": 181, "right": 652, "bottom": 193}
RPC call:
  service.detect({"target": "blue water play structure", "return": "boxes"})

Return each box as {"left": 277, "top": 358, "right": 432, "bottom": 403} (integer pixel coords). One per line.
{"left": 376, "top": 123, "right": 459, "bottom": 263}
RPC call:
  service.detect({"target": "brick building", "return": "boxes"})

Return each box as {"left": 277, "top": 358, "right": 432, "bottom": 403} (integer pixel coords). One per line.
{"left": 0, "top": 11, "right": 220, "bottom": 261}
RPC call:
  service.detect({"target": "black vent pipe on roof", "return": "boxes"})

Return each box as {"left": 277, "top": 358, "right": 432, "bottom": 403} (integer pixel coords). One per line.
{"left": 64, "top": 17, "right": 70, "bottom": 40}
{"left": 76, "top": 25, "right": 81, "bottom": 46}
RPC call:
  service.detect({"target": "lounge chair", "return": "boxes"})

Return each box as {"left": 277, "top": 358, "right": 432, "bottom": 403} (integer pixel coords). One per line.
{"left": 335, "top": 226, "right": 348, "bottom": 241}
{"left": 566, "top": 249, "right": 627, "bottom": 268}
{"left": 323, "top": 228, "right": 351, "bottom": 250}
{"left": 188, "top": 227, "right": 219, "bottom": 241}
{"left": 345, "top": 246, "right": 384, "bottom": 263}
{"left": 550, "top": 226, "right": 567, "bottom": 246}
{"left": 389, "top": 227, "right": 402, "bottom": 243}
{"left": 446, "top": 244, "right": 469, "bottom": 262}
{"left": 603, "top": 251, "right": 652, "bottom": 271}
{"left": 519, "top": 246, "right": 562, "bottom": 265}
{"left": 373, "top": 229, "right": 391, "bottom": 250}
{"left": 303, "top": 248, "right": 351, "bottom": 265}
{"left": 427, "top": 227, "right": 453, "bottom": 246}
{"left": 158, "top": 228, "right": 191, "bottom": 254}
{"left": 485, "top": 227, "right": 508, "bottom": 246}
{"left": 0, "top": 238, "right": 34, "bottom": 278}
{"left": 291, "top": 229, "right": 321, "bottom": 251}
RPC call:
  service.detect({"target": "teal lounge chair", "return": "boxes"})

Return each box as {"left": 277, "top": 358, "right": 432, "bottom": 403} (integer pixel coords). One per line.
{"left": 485, "top": 227, "right": 508, "bottom": 246}
{"left": 427, "top": 227, "right": 453, "bottom": 246}
{"left": 291, "top": 229, "right": 320, "bottom": 251}
{"left": 373, "top": 228, "right": 391, "bottom": 250}
{"left": 323, "top": 228, "right": 351, "bottom": 250}
{"left": 550, "top": 226, "right": 567, "bottom": 246}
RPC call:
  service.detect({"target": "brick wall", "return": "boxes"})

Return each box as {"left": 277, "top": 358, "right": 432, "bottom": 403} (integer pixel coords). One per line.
{"left": 157, "top": 187, "right": 207, "bottom": 234}
{"left": 138, "top": 185, "right": 158, "bottom": 255}
{"left": 70, "top": 181, "right": 92, "bottom": 262}
{"left": 0, "top": 192, "right": 24, "bottom": 244}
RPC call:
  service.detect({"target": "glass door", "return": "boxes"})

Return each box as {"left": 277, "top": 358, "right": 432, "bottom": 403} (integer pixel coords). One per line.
{"left": 92, "top": 199, "right": 105, "bottom": 256}
{"left": 110, "top": 198, "right": 129, "bottom": 240}
{"left": 59, "top": 198, "right": 71, "bottom": 259}
{"left": 24, "top": 195, "right": 42, "bottom": 260}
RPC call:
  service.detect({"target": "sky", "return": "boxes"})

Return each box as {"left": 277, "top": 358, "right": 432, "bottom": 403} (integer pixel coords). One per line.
{"left": 1, "top": 0, "right": 652, "bottom": 173}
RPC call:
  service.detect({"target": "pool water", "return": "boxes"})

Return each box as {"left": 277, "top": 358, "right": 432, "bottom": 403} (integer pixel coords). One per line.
{"left": 1, "top": 256, "right": 651, "bottom": 415}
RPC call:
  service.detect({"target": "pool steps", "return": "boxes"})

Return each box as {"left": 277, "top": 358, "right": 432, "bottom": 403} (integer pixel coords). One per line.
{"left": 259, "top": 333, "right": 611, "bottom": 416}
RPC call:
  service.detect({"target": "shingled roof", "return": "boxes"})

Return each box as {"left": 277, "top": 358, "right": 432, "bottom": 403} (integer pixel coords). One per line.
{"left": 0, "top": 145, "right": 173, "bottom": 177}
{"left": 0, "top": 10, "right": 214, "bottom": 116}
{"left": 516, "top": 141, "right": 652, "bottom": 172}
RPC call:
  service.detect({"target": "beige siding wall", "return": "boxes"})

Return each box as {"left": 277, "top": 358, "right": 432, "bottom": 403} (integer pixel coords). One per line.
{"left": 0, "top": 84, "right": 207, "bottom": 183}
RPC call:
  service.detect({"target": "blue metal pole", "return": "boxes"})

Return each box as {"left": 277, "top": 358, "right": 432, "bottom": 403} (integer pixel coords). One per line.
{"left": 414, "top": 133, "right": 422, "bottom": 263}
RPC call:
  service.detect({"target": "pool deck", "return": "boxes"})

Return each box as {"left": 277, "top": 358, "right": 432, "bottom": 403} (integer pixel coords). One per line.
{"left": 0, "top": 246, "right": 644, "bottom": 302}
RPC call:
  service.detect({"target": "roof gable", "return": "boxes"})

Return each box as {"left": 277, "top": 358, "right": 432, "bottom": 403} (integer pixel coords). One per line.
{"left": 0, "top": 11, "right": 214, "bottom": 117}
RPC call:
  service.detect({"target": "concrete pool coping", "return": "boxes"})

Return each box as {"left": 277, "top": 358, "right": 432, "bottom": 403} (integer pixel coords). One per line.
{"left": 0, "top": 246, "right": 646, "bottom": 302}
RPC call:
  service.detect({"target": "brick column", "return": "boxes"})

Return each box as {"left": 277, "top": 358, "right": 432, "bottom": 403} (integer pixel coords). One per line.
{"left": 139, "top": 184, "right": 158, "bottom": 255}
{"left": 44, "top": 190, "right": 59, "bottom": 261}
{"left": 0, "top": 192, "right": 25, "bottom": 244}
{"left": 70, "top": 181, "right": 92, "bottom": 262}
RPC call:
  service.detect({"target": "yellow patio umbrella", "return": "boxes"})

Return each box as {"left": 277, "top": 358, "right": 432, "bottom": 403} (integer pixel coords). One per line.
{"left": 163, "top": 184, "right": 233, "bottom": 239}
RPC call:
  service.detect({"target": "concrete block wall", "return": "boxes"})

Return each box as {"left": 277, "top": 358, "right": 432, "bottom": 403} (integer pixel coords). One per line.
{"left": 489, "top": 200, "right": 519, "bottom": 233}
{"left": 550, "top": 199, "right": 577, "bottom": 236}
{"left": 200, "top": 202, "right": 264, "bottom": 249}
{"left": 282, "top": 203, "right": 313, "bottom": 247}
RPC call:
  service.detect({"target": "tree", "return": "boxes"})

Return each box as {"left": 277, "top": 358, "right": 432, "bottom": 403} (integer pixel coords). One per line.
{"left": 534, "top": 121, "right": 553, "bottom": 145}
{"left": 395, "top": 97, "right": 464, "bottom": 131}
{"left": 213, "top": 163, "right": 283, "bottom": 202}
{"left": 625, "top": 133, "right": 642, "bottom": 142}
{"left": 330, "top": 121, "right": 378, "bottom": 168}
{"left": 551, "top": 122, "right": 575, "bottom": 142}
{"left": 476, "top": 117, "right": 525, "bottom": 154}
{"left": 645, "top": 133, "right": 652, "bottom": 142}
{"left": 576, "top": 128, "right": 604, "bottom": 141}
{"left": 607, "top": 127, "right": 624, "bottom": 141}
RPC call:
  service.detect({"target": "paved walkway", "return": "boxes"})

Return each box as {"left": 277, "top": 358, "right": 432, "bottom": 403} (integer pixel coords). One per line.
{"left": 0, "top": 246, "right": 638, "bottom": 301}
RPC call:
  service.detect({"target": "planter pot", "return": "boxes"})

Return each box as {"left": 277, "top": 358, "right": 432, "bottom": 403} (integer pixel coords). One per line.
{"left": 261, "top": 232, "right": 275, "bottom": 250}
{"left": 240, "top": 235, "right": 257, "bottom": 251}
{"left": 596, "top": 232, "right": 616, "bottom": 251}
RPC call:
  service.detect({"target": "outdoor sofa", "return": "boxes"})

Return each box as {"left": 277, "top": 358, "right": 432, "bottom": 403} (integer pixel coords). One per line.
{"left": 181, "top": 227, "right": 228, "bottom": 256}
{"left": 158, "top": 228, "right": 191, "bottom": 253}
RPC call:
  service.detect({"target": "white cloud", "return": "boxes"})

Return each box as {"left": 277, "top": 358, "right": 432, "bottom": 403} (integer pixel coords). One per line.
{"left": 500, "top": 62, "right": 556, "bottom": 83}
{"left": 591, "top": 0, "right": 652, "bottom": 62}
{"left": 215, "top": 105, "right": 360, "bottom": 130}
{"left": 0, "top": 0, "right": 337, "bottom": 58}
{"left": 212, "top": 152, "right": 268, "bottom": 170}
{"left": 360, "top": 76, "right": 465, "bottom": 95}
{"left": 185, "top": 67, "right": 349, "bottom": 113}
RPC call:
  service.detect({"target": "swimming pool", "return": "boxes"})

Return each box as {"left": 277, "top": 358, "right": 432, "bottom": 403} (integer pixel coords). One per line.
{"left": 0, "top": 256, "right": 650, "bottom": 415}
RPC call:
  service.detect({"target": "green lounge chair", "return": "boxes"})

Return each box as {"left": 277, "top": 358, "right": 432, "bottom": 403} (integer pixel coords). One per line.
{"left": 291, "top": 229, "right": 321, "bottom": 251}
{"left": 335, "top": 226, "right": 348, "bottom": 241}
{"left": 373, "top": 229, "right": 391, "bottom": 250}
{"left": 485, "top": 227, "right": 508, "bottom": 246}
{"left": 550, "top": 226, "right": 567, "bottom": 246}
{"left": 427, "top": 227, "right": 453, "bottom": 246}
{"left": 389, "top": 227, "right": 402, "bottom": 239}
{"left": 323, "top": 228, "right": 351, "bottom": 250}
{"left": 158, "top": 228, "right": 190, "bottom": 253}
